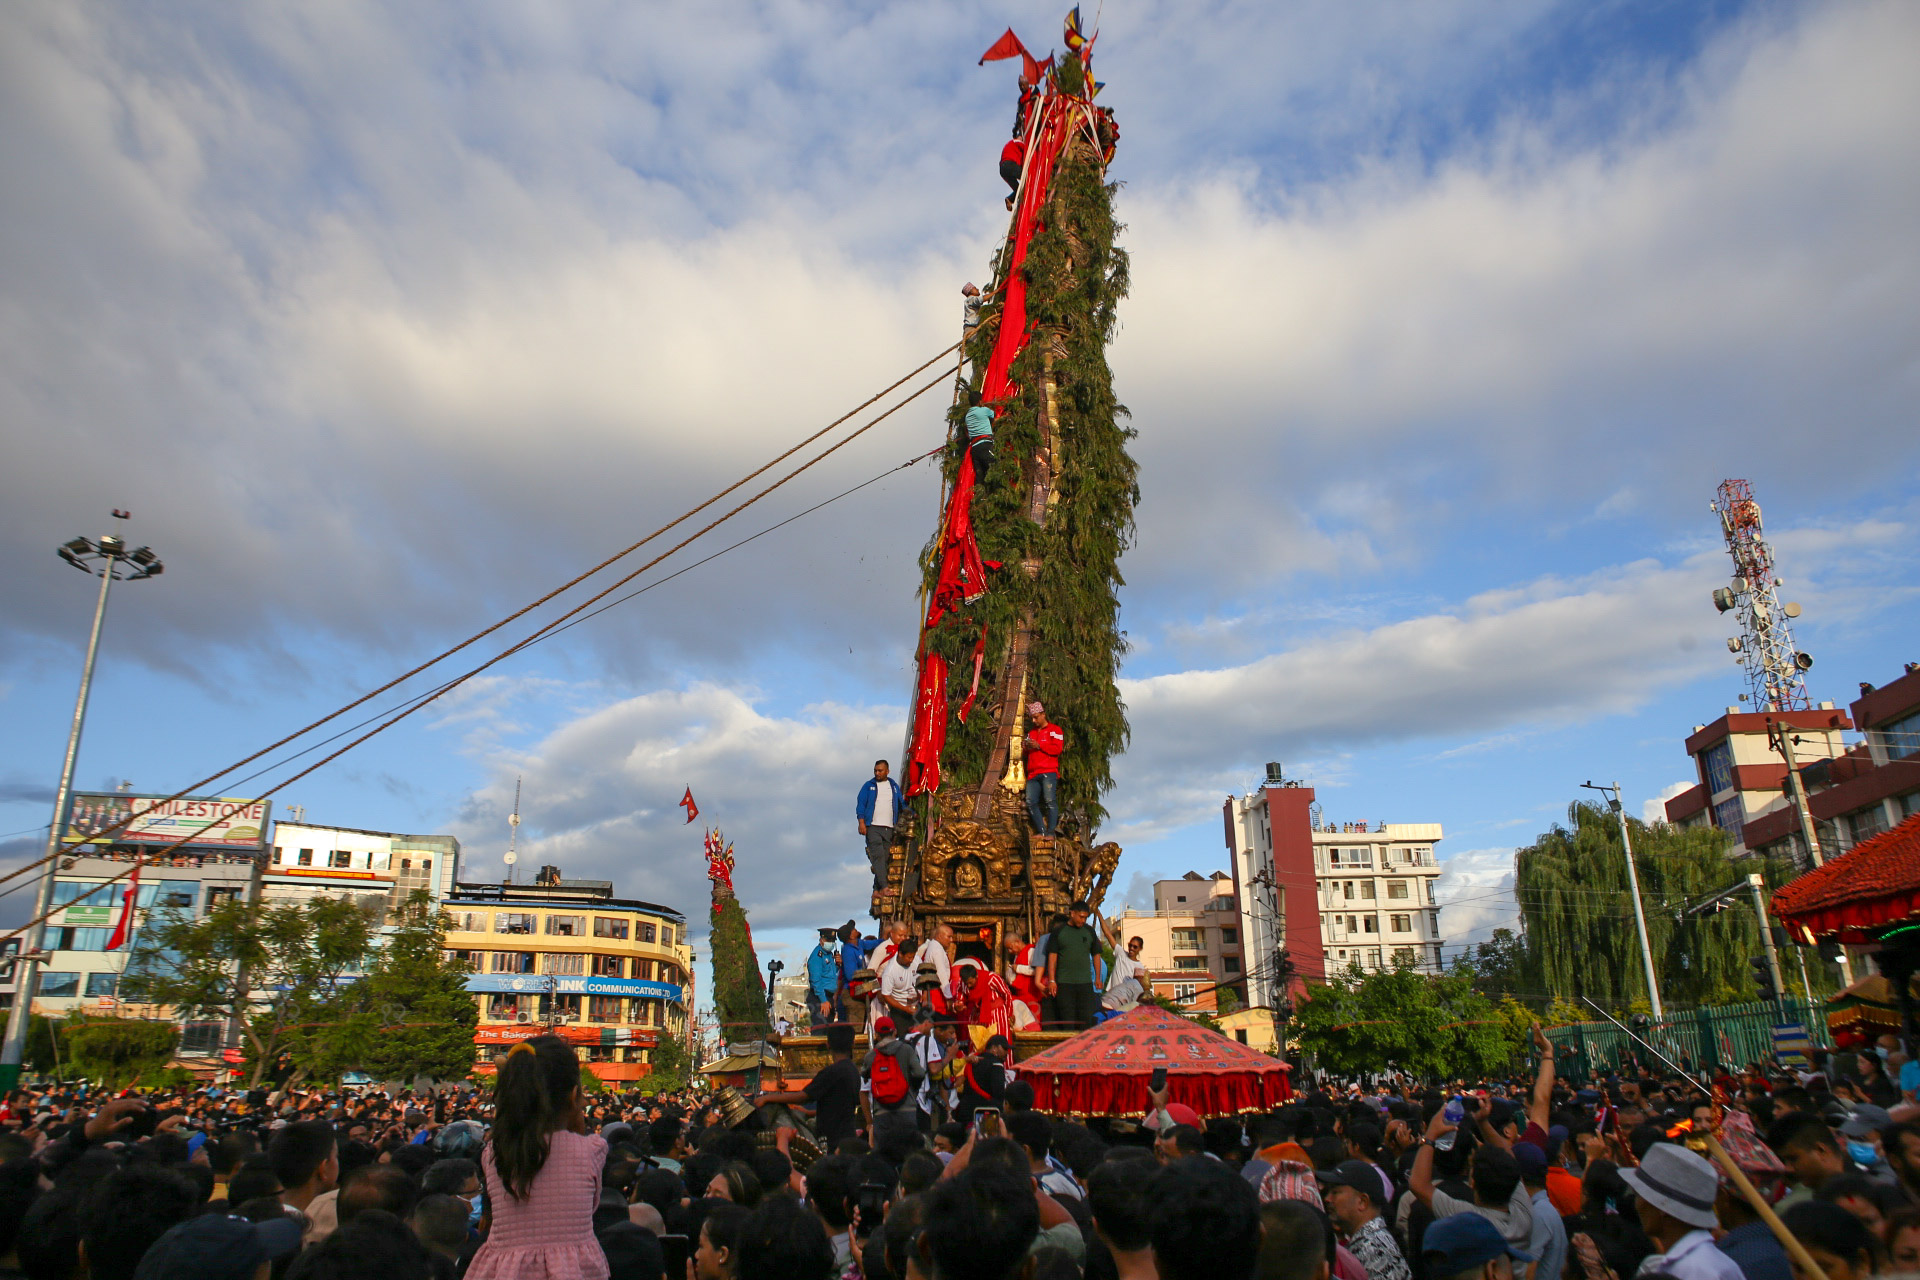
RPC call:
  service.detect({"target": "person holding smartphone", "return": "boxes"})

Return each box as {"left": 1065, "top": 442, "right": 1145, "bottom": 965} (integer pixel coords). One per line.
{"left": 954, "top": 1035, "right": 1011, "bottom": 1125}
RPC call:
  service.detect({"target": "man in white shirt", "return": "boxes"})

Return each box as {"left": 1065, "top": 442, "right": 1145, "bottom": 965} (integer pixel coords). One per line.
{"left": 869, "top": 920, "right": 919, "bottom": 1034}
{"left": 1618, "top": 1144, "right": 1744, "bottom": 1280}
{"left": 903, "top": 1007, "right": 946, "bottom": 1130}
{"left": 913, "top": 923, "right": 955, "bottom": 1014}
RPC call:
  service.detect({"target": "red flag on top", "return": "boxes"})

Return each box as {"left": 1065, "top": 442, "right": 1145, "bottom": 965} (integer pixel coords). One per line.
{"left": 678, "top": 788, "right": 699, "bottom": 825}
{"left": 978, "top": 28, "right": 1028, "bottom": 65}
{"left": 105, "top": 862, "right": 140, "bottom": 951}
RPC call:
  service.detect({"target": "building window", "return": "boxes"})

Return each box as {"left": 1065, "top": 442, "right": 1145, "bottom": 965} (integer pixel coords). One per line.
{"left": 637, "top": 922, "right": 657, "bottom": 944}
{"left": 330, "top": 851, "right": 351, "bottom": 868}
{"left": 1329, "top": 847, "right": 1373, "bottom": 868}
{"left": 486, "top": 995, "right": 523, "bottom": 1020}
{"left": 37, "top": 972, "right": 80, "bottom": 998}
{"left": 297, "top": 849, "right": 314, "bottom": 866}
{"left": 495, "top": 913, "right": 537, "bottom": 935}
{"left": 271, "top": 847, "right": 283, "bottom": 864}
{"left": 662, "top": 925, "right": 675, "bottom": 946}
{"left": 1225, "top": 956, "right": 1241, "bottom": 973}
{"left": 1362, "top": 916, "right": 1378, "bottom": 933}
{"left": 206, "top": 887, "right": 241, "bottom": 910}
{"left": 1346, "top": 915, "right": 1358, "bottom": 931}
{"left": 546, "top": 915, "right": 586, "bottom": 937}
{"left": 1220, "top": 928, "right": 1237, "bottom": 944}
{"left": 491, "top": 952, "right": 536, "bottom": 974}
{"left": 54, "top": 928, "right": 110, "bottom": 952}
{"left": 1235, "top": 1029, "right": 1248, "bottom": 1044}
{"left": 1359, "top": 882, "right": 1376, "bottom": 900}
{"left": 543, "top": 952, "right": 585, "bottom": 975}
{"left": 1712, "top": 797, "right": 1746, "bottom": 844}
{"left": 85, "top": 972, "right": 118, "bottom": 997}
{"left": 179, "top": 1022, "right": 225, "bottom": 1054}
{"left": 589, "top": 995, "right": 623, "bottom": 1023}
{"left": 1395, "top": 947, "right": 1417, "bottom": 965}
{"left": 1882, "top": 711, "right": 1920, "bottom": 761}
{"left": 1390, "top": 914, "right": 1412, "bottom": 933}
{"left": 1427, "top": 882, "right": 1438, "bottom": 904}
{"left": 1175, "top": 956, "right": 1207, "bottom": 970}
{"left": 1702, "top": 741, "right": 1735, "bottom": 796}
{"left": 592, "top": 954, "right": 625, "bottom": 978}
{"left": 1173, "top": 983, "right": 1197, "bottom": 1003}
{"left": 1851, "top": 807, "right": 1891, "bottom": 846}
{"left": 1342, "top": 882, "right": 1354, "bottom": 900}
{"left": 1366, "top": 949, "right": 1382, "bottom": 967}
{"left": 1171, "top": 929, "right": 1201, "bottom": 950}
{"left": 594, "top": 917, "right": 630, "bottom": 940}
{"left": 447, "top": 949, "right": 484, "bottom": 970}
{"left": 632, "top": 959, "right": 653, "bottom": 981}
{"left": 1388, "top": 881, "right": 1409, "bottom": 899}
{"left": 451, "top": 912, "right": 489, "bottom": 933}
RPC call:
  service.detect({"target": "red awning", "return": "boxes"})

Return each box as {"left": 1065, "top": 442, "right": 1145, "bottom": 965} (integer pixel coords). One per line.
{"left": 1770, "top": 813, "right": 1920, "bottom": 943}
{"left": 1013, "top": 1005, "right": 1290, "bottom": 1117}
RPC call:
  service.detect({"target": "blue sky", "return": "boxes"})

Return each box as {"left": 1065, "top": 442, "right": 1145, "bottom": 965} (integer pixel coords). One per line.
{"left": 2, "top": 0, "right": 1917, "bottom": 989}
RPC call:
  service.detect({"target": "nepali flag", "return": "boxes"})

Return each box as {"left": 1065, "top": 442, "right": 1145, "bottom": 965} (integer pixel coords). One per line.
{"left": 105, "top": 863, "right": 140, "bottom": 951}
{"left": 678, "top": 787, "right": 699, "bottom": 824}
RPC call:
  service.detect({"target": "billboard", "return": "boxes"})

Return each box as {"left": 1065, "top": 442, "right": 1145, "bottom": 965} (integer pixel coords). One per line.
{"left": 62, "top": 792, "right": 270, "bottom": 851}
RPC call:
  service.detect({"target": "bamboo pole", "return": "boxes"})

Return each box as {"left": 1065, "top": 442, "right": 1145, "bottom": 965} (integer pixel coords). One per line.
{"left": 1703, "top": 1132, "right": 1826, "bottom": 1280}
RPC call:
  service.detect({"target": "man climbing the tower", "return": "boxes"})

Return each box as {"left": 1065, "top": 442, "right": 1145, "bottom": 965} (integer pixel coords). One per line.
{"left": 1024, "top": 700, "right": 1064, "bottom": 837}
{"left": 856, "top": 759, "right": 903, "bottom": 900}
{"left": 963, "top": 394, "right": 996, "bottom": 478}
{"left": 1000, "top": 133, "right": 1026, "bottom": 210}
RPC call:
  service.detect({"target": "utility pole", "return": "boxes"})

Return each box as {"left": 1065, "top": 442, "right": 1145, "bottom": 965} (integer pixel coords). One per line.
{"left": 0, "top": 513, "right": 164, "bottom": 1091}
{"left": 1773, "top": 720, "right": 1851, "bottom": 985}
{"left": 1584, "top": 781, "right": 1662, "bottom": 1018}
{"left": 1748, "top": 873, "right": 1787, "bottom": 1013}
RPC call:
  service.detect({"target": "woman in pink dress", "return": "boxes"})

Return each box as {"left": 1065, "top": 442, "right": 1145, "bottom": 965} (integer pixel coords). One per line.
{"left": 468, "top": 1034, "right": 609, "bottom": 1280}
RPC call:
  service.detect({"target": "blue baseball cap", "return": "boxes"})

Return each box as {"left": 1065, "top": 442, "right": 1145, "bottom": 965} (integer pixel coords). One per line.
{"left": 1422, "top": 1213, "right": 1532, "bottom": 1275}
{"left": 132, "top": 1212, "right": 302, "bottom": 1280}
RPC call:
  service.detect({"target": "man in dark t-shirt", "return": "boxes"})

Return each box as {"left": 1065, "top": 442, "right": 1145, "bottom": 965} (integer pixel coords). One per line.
{"left": 1046, "top": 900, "right": 1101, "bottom": 1030}
{"left": 761, "top": 1024, "right": 863, "bottom": 1151}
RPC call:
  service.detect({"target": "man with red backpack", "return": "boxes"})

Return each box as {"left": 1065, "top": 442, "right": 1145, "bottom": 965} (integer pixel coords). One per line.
{"left": 861, "top": 1016, "right": 927, "bottom": 1124}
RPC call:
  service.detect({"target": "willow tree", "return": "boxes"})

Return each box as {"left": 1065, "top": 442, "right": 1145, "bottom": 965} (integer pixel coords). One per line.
{"left": 1514, "top": 801, "right": 1826, "bottom": 1013}
{"left": 921, "top": 132, "right": 1137, "bottom": 834}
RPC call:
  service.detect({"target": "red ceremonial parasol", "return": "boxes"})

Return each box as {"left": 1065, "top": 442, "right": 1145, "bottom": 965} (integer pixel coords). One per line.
{"left": 1014, "top": 1005, "right": 1291, "bottom": 1117}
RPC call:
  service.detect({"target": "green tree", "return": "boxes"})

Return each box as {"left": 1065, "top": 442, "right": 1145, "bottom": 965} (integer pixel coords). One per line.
{"left": 60, "top": 1015, "right": 179, "bottom": 1089}
{"left": 1513, "top": 802, "right": 1834, "bottom": 1013}
{"left": 122, "top": 895, "right": 380, "bottom": 1087}
{"left": 282, "top": 891, "right": 479, "bottom": 1086}
{"left": 1292, "top": 959, "right": 1526, "bottom": 1078}
{"left": 1451, "top": 928, "right": 1531, "bottom": 1003}
{"left": 708, "top": 870, "right": 769, "bottom": 1044}
{"left": 644, "top": 1029, "right": 693, "bottom": 1093}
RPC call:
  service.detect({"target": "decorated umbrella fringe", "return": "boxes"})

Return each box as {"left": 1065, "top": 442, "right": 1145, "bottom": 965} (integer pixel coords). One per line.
{"left": 1012, "top": 1005, "right": 1290, "bottom": 1118}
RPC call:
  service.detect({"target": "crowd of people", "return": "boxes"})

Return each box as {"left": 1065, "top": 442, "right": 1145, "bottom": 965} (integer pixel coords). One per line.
{"left": 7, "top": 1022, "right": 1920, "bottom": 1280}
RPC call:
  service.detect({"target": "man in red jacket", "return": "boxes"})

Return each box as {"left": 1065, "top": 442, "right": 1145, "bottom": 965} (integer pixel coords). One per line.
{"left": 1000, "top": 136, "right": 1026, "bottom": 210}
{"left": 1023, "top": 700, "right": 1064, "bottom": 837}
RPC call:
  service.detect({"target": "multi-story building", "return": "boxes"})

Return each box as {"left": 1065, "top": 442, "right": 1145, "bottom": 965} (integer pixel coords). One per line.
{"left": 1119, "top": 873, "right": 1244, "bottom": 1012}
{"left": 32, "top": 792, "right": 265, "bottom": 1044}
{"left": 1224, "top": 766, "right": 1446, "bottom": 1009}
{"left": 266, "top": 821, "right": 460, "bottom": 923}
{"left": 443, "top": 865, "right": 691, "bottom": 1084}
{"left": 1662, "top": 705, "right": 1851, "bottom": 856}
{"left": 1670, "top": 667, "right": 1920, "bottom": 861}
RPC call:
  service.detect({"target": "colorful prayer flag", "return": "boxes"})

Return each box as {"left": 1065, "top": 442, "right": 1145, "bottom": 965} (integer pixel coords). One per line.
{"left": 1063, "top": 6, "right": 1087, "bottom": 52}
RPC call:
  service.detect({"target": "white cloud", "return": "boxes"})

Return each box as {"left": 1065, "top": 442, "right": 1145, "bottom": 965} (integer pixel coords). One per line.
{"left": 1434, "top": 845, "right": 1521, "bottom": 950}
{"left": 1644, "top": 780, "right": 1695, "bottom": 825}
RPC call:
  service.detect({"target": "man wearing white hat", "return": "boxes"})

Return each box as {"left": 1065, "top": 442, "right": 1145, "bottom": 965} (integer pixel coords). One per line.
{"left": 1618, "top": 1143, "right": 1743, "bottom": 1280}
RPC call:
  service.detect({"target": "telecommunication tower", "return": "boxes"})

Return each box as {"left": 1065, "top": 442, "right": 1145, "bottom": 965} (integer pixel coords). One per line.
{"left": 504, "top": 777, "right": 522, "bottom": 883}
{"left": 1709, "top": 479, "right": 1812, "bottom": 712}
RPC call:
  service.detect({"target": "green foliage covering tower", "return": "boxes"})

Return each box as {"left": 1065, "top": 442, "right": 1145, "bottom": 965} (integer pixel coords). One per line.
{"left": 707, "top": 832, "right": 770, "bottom": 1044}
{"left": 922, "top": 135, "right": 1137, "bottom": 834}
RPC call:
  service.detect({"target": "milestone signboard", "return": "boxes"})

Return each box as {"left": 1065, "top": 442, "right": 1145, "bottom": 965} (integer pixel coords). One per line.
{"left": 61, "top": 792, "right": 271, "bottom": 851}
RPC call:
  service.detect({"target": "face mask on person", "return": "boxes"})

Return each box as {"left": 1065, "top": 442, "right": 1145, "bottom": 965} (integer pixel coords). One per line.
{"left": 1877, "top": 1046, "right": 1892, "bottom": 1061}
{"left": 469, "top": 1193, "right": 484, "bottom": 1225}
{"left": 1848, "top": 1141, "right": 1880, "bottom": 1167}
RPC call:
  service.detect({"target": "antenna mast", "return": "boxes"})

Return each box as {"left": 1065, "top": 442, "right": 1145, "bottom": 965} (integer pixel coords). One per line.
{"left": 1710, "top": 479, "right": 1813, "bottom": 712}
{"left": 504, "top": 777, "right": 522, "bottom": 884}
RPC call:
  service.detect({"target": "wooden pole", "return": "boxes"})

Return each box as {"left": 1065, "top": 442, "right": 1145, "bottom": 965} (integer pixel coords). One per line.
{"left": 1703, "top": 1132, "right": 1826, "bottom": 1280}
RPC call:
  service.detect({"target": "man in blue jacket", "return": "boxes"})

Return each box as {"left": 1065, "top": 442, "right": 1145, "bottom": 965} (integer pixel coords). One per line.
{"left": 807, "top": 927, "right": 843, "bottom": 1025}
{"left": 856, "top": 759, "right": 904, "bottom": 899}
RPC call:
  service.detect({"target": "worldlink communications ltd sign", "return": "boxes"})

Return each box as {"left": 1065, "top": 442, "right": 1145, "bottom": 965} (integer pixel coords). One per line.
{"left": 464, "top": 974, "right": 684, "bottom": 1003}
{"left": 62, "top": 792, "right": 271, "bottom": 851}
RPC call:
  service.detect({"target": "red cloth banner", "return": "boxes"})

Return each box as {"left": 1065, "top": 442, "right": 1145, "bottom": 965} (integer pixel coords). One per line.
{"left": 978, "top": 28, "right": 1028, "bottom": 65}
{"left": 905, "top": 654, "right": 950, "bottom": 797}
{"left": 106, "top": 861, "right": 140, "bottom": 951}
{"left": 679, "top": 787, "right": 699, "bottom": 824}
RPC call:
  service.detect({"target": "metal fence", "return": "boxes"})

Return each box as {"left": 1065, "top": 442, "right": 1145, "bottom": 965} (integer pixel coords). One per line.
{"left": 1542, "top": 999, "right": 1829, "bottom": 1080}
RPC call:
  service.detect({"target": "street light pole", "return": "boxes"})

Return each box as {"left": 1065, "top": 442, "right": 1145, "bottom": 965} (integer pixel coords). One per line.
{"left": 0, "top": 514, "right": 164, "bottom": 1090}
{"left": 1584, "top": 781, "right": 1663, "bottom": 1019}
